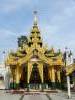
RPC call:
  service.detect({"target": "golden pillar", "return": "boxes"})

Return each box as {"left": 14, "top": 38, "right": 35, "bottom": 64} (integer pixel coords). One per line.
{"left": 27, "top": 62, "right": 32, "bottom": 91}
{"left": 49, "top": 67, "right": 52, "bottom": 81}
{"left": 27, "top": 62, "right": 32, "bottom": 83}
{"left": 57, "top": 69, "right": 61, "bottom": 89}
{"left": 51, "top": 66, "right": 55, "bottom": 89}
{"left": 16, "top": 65, "right": 20, "bottom": 84}
{"left": 11, "top": 66, "right": 16, "bottom": 82}
{"left": 57, "top": 70, "right": 61, "bottom": 83}
{"left": 11, "top": 65, "right": 16, "bottom": 89}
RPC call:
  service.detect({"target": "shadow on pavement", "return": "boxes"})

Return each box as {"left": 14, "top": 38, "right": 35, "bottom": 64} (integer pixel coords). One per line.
{"left": 19, "top": 94, "right": 24, "bottom": 100}
{"left": 46, "top": 94, "right": 52, "bottom": 100}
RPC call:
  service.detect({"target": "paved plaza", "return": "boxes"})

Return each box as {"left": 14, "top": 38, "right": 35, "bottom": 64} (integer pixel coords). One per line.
{"left": 0, "top": 90, "right": 75, "bottom": 100}
{"left": 48, "top": 92, "right": 75, "bottom": 100}
{"left": 0, "top": 90, "right": 48, "bottom": 100}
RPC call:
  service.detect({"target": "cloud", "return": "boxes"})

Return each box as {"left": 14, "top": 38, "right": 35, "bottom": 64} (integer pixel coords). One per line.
{"left": 0, "top": 29, "right": 17, "bottom": 48}
{"left": 0, "top": 28, "right": 29, "bottom": 49}
{"left": 0, "top": 0, "right": 75, "bottom": 62}
{"left": 0, "top": 0, "right": 32, "bottom": 13}
{"left": 40, "top": 23, "right": 75, "bottom": 55}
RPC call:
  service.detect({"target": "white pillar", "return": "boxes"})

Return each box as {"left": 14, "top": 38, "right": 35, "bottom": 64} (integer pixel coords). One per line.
{"left": 67, "top": 75, "right": 71, "bottom": 99}
{"left": 4, "top": 72, "right": 10, "bottom": 89}
{"left": 39, "top": 84, "right": 41, "bottom": 90}
{"left": 46, "top": 84, "right": 48, "bottom": 89}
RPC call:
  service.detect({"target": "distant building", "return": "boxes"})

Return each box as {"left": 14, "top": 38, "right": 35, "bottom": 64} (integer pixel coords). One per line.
{"left": 0, "top": 63, "right": 6, "bottom": 77}
{"left": 0, "top": 63, "right": 6, "bottom": 89}
{"left": 0, "top": 63, "right": 11, "bottom": 89}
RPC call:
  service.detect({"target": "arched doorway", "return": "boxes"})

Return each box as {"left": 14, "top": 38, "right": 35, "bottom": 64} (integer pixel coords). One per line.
{"left": 43, "top": 64, "right": 50, "bottom": 89}
{"left": 29, "top": 63, "right": 41, "bottom": 90}
{"left": 19, "top": 64, "right": 27, "bottom": 88}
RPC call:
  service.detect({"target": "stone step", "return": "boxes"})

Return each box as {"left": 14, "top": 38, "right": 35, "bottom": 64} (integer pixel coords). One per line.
{"left": 6, "top": 89, "right": 58, "bottom": 94}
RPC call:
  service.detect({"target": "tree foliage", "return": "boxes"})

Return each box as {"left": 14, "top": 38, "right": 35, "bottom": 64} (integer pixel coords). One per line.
{"left": 18, "top": 36, "right": 28, "bottom": 48}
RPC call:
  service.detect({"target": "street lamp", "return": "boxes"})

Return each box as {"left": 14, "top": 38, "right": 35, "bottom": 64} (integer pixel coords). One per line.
{"left": 64, "top": 47, "right": 71, "bottom": 99}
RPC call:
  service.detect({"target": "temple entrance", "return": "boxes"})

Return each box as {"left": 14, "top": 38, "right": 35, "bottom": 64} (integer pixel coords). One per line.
{"left": 43, "top": 64, "right": 50, "bottom": 89}
{"left": 19, "top": 64, "right": 27, "bottom": 88}
{"left": 29, "top": 63, "right": 42, "bottom": 90}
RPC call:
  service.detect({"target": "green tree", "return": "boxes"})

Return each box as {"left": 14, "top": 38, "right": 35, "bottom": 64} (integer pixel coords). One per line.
{"left": 18, "top": 36, "right": 28, "bottom": 48}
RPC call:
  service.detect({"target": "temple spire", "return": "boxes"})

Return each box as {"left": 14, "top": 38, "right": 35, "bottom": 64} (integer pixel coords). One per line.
{"left": 33, "top": 11, "right": 38, "bottom": 25}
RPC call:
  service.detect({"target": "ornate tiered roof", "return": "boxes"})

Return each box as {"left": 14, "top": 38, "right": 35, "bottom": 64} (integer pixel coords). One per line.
{"left": 6, "top": 12, "right": 63, "bottom": 67}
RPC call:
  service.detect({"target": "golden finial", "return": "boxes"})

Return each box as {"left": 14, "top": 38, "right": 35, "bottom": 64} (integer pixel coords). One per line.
{"left": 33, "top": 11, "right": 38, "bottom": 25}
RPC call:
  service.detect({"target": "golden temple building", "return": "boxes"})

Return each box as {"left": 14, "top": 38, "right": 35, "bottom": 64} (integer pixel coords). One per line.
{"left": 6, "top": 12, "right": 75, "bottom": 91}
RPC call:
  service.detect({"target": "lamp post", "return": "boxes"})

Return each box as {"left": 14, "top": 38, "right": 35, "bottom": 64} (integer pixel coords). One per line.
{"left": 67, "top": 75, "right": 71, "bottom": 99}
{"left": 64, "top": 47, "right": 71, "bottom": 99}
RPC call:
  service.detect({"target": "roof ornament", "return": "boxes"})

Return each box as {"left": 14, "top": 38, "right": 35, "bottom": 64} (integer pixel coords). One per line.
{"left": 34, "top": 11, "right": 38, "bottom": 25}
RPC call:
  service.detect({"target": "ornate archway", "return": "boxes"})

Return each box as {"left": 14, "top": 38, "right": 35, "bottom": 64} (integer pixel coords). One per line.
{"left": 29, "top": 63, "right": 41, "bottom": 83}
{"left": 29, "top": 63, "right": 42, "bottom": 90}
{"left": 19, "top": 64, "right": 27, "bottom": 88}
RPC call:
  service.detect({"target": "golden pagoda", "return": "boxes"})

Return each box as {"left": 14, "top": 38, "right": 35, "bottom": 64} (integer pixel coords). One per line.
{"left": 6, "top": 11, "right": 67, "bottom": 90}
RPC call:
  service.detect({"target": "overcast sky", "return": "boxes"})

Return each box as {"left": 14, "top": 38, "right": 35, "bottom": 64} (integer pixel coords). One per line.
{"left": 0, "top": 0, "right": 75, "bottom": 62}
